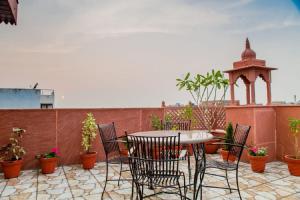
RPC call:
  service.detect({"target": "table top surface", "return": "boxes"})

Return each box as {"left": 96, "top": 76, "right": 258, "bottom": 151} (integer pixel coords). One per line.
{"left": 130, "top": 130, "right": 213, "bottom": 144}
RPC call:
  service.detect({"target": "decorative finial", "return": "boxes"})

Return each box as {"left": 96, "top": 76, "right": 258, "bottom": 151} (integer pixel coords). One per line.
{"left": 241, "top": 38, "right": 256, "bottom": 60}
{"left": 246, "top": 38, "right": 250, "bottom": 49}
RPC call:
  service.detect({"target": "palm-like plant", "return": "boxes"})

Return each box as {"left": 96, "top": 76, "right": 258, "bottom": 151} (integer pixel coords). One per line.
{"left": 176, "top": 70, "right": 229, "bottom": 131}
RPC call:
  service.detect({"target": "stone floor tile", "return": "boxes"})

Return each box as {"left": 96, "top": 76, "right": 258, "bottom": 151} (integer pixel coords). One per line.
{"left": 0, "top": 157, "right": 299, "bottom": 200}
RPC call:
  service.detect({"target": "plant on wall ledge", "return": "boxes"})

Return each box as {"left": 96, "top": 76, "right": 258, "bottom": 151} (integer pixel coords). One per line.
{"left": 285, "top": 118, "right": 300, "bottom": 176}
{"left": 81, "top": 113, "right": 98, "bottom": 170}
{"left": 176, "top": 69, "right": 229, "bottom": 132}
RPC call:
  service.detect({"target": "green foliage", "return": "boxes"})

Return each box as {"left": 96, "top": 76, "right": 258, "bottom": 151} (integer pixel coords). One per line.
{"left": 150, "top": 114, "right": 179, "bottom": 130}
{"left": 164, "top": 114, "right": 172, "bottom": 124}
{"left": 176, "top": 70, "right": 229, "bottom": 131}
{"left": 224, "top": 122, "right": 234, "bottom": 151}
{"left": 0, "top": 128, "right": 26, "bottom": 161}
{"left": 81, "top": 113, "right": 97, "bottom": 153}
{"left": 288, "top": 118, "right": 300, "bottom": 159}
{"left": 181, "top": 104, "right": 193, "bottom": 120}
{"left": 151, "top": 115, "right": 162, "bottom": 130}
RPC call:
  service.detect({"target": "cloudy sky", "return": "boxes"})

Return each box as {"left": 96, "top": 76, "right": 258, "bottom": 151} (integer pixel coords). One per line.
{"left": 0, "top": 0, "right": 300, "bottom": 107}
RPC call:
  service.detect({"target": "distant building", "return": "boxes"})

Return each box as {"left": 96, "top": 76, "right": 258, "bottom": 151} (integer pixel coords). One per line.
{"left": 0, "top": 88, "right": 55, "bottom": 109}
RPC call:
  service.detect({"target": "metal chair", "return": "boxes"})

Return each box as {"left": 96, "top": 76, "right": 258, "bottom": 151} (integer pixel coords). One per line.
{"left": 126, "top": 133, "right": 188, "bottom": 200}
{"left": 97, "top": 122, "right": 132, "bottom": 199}
{"left": 198, "top": 124, "right": 251, "bottom": 200}
{"left": 161, "top": 120, "right": 192, "bottom": 187}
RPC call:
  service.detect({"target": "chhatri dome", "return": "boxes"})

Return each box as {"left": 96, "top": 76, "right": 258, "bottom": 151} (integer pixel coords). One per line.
{"left": 241, "top": 38, "right": 256, "bottom": 60}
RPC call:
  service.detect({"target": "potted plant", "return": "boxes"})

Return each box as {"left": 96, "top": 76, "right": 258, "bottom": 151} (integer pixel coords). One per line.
{"left": 81, "top": 113, "right": 98, "bottom": 170}
{"left": 205, "top": 129, "right": 225, "bottom": 154}
{"left": 220, "top": 122, "right": 236, "bottom": 162}
{"left": 285, "top": 118, "right": 300, "bottom": 176}
{"left": 248, "top": 146, "right": 268, "bottom": 173}
{"left": 0, "top": 128, "right": 26, "bottom": 179}
{"left": 36, "top": 148, "right": 59, "bottom": 174}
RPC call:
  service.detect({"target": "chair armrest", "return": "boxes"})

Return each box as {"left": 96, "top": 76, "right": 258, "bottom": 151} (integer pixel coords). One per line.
{"left": 106, "top": 139, "right": 127, "bottom": 143}
{"left": 212, "top": 136, "right": 226, "bottom": 140}
{"left": 212, "top": 142, "right": 244, "bottom": 148}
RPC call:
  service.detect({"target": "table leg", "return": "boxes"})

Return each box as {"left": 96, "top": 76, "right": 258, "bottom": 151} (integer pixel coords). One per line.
{"left": 192, "top": 143, "right": 206, "bottom": 200}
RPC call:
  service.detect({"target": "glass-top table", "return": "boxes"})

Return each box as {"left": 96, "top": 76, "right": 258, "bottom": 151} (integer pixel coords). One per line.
{"left": 129, "top": 130, "right": 213, "bottom": 200}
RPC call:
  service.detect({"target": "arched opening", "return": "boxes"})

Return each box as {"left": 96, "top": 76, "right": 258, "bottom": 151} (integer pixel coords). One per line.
{"left": 234, "top": 75, "right": 250, "bottom": 105}
{"left": 255, "top": 74, "right": 268, "bottom": 105}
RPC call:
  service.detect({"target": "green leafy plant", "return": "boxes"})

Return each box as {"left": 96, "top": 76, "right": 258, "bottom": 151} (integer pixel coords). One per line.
{"left": 151, "top": 114, "right": 162, "bottom": 130}
{"left": 36, "top": 147, "right": 59, "bottom": 159}
{"left": 248, "top": 146, "right": 267, "bottom": 156}
{"left": 0, "top": 128, "right": 26, "bottom": 161}
{"left": 180, "top": 104, "right": 197, "bottom": 127}
{"left": 150, "top": 114, "right": 179, "bottom": 130}
{"left": 288, "top": 118, "right": 300, "bottom": 159}
{"left": 81, "top": 113, "right": 97, "bottom": 153}
{"left": 224, "top": 122, "right": 234, "bottom": 151}
{"left": 176, "top": 70, "right": 229, "bottom": 131}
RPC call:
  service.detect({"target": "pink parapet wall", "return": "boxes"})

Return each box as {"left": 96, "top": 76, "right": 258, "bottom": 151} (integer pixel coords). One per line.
{"left": 226, "top": 105, "right": 300, "bottom": 162}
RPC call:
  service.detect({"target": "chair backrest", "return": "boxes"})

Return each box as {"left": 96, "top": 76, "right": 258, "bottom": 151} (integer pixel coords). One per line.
{"left": 161, "top": 120, "right": 191, "bottom": 131}
{"left": 229, "top": 124, "right": 251, "bottom": 160}
{"left": 97, "top": 122, "right": 120, "bottom": 157}
{"left": 126, "top": 133, "right": 181, "bottom": 181}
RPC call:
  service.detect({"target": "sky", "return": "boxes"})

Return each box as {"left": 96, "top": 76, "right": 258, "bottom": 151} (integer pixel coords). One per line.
{"left": 0, "top": 0, "right": 300, "bottom": 108}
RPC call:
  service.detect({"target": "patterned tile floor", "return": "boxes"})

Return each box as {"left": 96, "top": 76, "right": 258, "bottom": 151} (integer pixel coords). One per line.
{"left": 0, "top": 154, "right": 299, "bottom": 200}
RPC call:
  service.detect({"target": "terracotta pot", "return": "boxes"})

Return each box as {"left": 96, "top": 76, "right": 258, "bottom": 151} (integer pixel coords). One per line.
{"left": 285, "top": 155, "right": 300, "bottom": 176}
{"left": 81, "top": 152, "right": 97, "bottom": 170}
{"left": 40, "top": 157, "right": 58, "bottom": 174}
{"left": 120, "top": 149, "right": 128, "bottom": 157}
{"left": 205, "top": 139, "right": 220, "bottom": 154}
{"left": 1, "top": 159, "right": 23, "bottom": 179}
{"left": 248, "top": 154, "right": 268, "bottom": 173}
{"left": 220, "top": 149, "right": 236, "bottom": 162}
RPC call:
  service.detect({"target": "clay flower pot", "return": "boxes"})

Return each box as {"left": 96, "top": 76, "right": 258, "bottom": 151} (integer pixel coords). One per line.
{"left": 1, "top": 159, "right": 23, "bottom": 179}
{"left": 81, "top": 152, "right": 97, "bottom": 170}
{"left": 285, "top": 155, "right": 300, "bottom": 176}
{"left": 120, "top": 149, "right": 129, "bottom": 157}
{"left": 39, "top": 157, "right": 58, "bottom": 174}
{"left": 248, "top": 154, "right": 268, "bottom": 173}
{"left": 220, "top": 149, "right": 236, "bottom": 162}
{"left": 205, "top": 139, "right": 220, "bottom": 154}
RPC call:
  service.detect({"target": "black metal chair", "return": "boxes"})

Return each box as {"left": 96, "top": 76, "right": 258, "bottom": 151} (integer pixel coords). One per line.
{"left": 126, "top": 133, "right": 188, "bottom": 200}
{"left": 98, "top": 122, "right": 132, "bottom": 199}
{"left": 161, "top": 120, "right": 192, "bottom": 187}
{"left": 197, "top": 124, "right": 251, "bottom": 200}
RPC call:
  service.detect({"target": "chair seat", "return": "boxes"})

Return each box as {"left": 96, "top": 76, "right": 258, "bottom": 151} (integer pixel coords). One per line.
{"left": 206, "top": 159, "right": 237, "bottom": 170}
{"left": 135, "top": 170, "right": 185, "bottom": 187}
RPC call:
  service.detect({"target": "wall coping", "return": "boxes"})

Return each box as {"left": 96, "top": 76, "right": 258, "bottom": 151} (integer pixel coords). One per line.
{"left": 226, "top": 104, "right": 300, "bottom": 109}
{"left": 0, "top": 107, "right": 164, "bottom": 111}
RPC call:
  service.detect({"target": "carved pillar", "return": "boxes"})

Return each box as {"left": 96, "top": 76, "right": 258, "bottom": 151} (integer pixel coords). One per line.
{"left": 230, "top": 83, "right": 235, "bottom": 105}
{"left": 266, "top": 81, "right": 271, "bottom": 105}
{"left": 246, "top": 83, "right": 250, "bottom": 105}
{"left": 250, "top": 81, "right": 256, "bottom": 104}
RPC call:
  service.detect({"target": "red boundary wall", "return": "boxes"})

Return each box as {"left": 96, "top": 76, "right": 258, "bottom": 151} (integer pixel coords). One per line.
{"left": 226, "top": 105, "right": 300, "bottom": 162}
{"left": 1, "top": 105, "right": 299, "bottom": 169}
{"left": 0, "top": 108, "right": 163, "bottom": 169}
